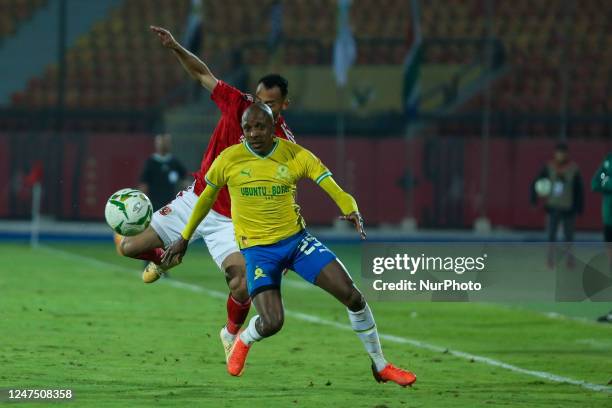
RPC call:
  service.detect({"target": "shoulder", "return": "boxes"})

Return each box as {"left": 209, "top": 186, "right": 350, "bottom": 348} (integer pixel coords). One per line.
{"left": 212, "top": 80, "right": 255, "bottom": 104}
{"left": 278, "top": 138, "right": 304, "bottom": 154}
{"left": 141, "top": 158, "right": 154, "bottom": 173}
{"left": 276, "top": 116, "right": 296, "bottom": 142}
{"left": 144, "top": 156, "right": 159, "bottom": 167}
{"left": 170, "top": 157, "right": 185, "bottom": 167}
{"left": 219, "top": 142, "right": 246, "bottom": 159}
{"left": 280, "top": 140, "right": 319, "bottom": 164}
{"left": 278, "top": 137, "right": 300, "bottom": 148}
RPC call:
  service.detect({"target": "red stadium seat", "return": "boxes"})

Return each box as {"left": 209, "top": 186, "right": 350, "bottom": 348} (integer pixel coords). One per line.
{"left": 10, "top": 0, "right": 191, "bottom": 112}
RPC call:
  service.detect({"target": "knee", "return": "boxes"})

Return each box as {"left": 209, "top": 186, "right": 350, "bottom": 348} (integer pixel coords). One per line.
{"left": 257, "top": 312, "right": 284, "bottom": 337}
{"left": 119, "top": 238, "right": 137, "bottom": 258}
{"left": 345, "top": 287, "right": 366, "bottom": 312}
{"left": 225, "top": 266, "right": 248, "bottom": 302}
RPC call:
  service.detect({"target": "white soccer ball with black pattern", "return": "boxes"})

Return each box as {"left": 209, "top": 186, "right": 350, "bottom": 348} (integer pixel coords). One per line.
{"left": 104, "top": 188, "right": 153, "bottom": 236}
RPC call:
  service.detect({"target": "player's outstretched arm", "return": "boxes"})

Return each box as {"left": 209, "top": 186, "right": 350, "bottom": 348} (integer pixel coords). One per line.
{"left": 161, "top": 185, "right": 220, "bottom": 266}
{"left": 150, "top": 25, "right": 218, "bottom": 92}
{"left": 318, "top": 176, "right": 367, "bottom": 239}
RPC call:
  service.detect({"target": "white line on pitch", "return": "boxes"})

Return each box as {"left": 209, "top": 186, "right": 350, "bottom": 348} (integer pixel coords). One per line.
{"left": 40, "top": 246, "right": 612, "bottom": 394}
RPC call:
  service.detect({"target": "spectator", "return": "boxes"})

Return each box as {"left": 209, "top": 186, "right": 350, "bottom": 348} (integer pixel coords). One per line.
{"left": 591, "top": 153, "right": 612, "bottom": 323}
{"left": 139, "top": 134, "right": 188, "bottom": 211}
{"left": 531, "top": 142, "right": 584, "bottom": 267}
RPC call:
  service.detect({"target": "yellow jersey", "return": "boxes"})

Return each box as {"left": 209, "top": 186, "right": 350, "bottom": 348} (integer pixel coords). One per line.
{"left": 205, "top": 138, "right": 332, "bottom": 248}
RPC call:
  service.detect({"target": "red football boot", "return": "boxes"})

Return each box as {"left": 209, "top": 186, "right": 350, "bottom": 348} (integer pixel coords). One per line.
{"left": 372, "top": 362, "right": 417, "bottom": 387}
{"left": 227, "top": 337, "right": 250, "bottom": 376}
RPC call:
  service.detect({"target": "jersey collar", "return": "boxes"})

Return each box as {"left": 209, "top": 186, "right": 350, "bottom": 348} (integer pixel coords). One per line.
{"left": 244, "top": 138, "right": 279, "bottom": 159}
{"left": 275, "top": 115, "right": 285, "bottom": 128}
{"left": 153, "top": 153, "right": 172, "bottom": 162}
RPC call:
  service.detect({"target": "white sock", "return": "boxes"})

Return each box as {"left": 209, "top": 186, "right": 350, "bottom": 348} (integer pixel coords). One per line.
{"left": 239, "top": 315, "right": 263, "bottom": 346}
{"left": 348, "top": 304, "right": 388, "bottom": 371}
{"left": 220, "top": 326, "right": 236, "bottom": 342}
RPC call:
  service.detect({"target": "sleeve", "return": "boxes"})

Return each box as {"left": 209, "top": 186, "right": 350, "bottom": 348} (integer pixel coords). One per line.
{"left": 203, "top": 152, "right": 228, "bottom": 190}
{"left": 592, "top": 168, "right": 612, "bottom": 194}
{"left": 318, "top": 176, "right": 359, "bottom": 216}
{"left": 181, "top": 185, "right": 219, "bottom": 240}
{"left": 140, "top": 158, "right": 152, "bottom": 184}
{"left": 592, "top": 165, "right": 604, "bottom": 192}
{"left": 300, "top": 148, "right": 332, "bottom": 185}
{"left": 210, "top": 80, "right": 254, "bottom": 116}
{"left": 591, "top": 156, "right": 612, "bottom": 193}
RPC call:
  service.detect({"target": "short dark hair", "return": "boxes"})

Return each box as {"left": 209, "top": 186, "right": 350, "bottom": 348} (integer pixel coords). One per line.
{"left": 257, "top": 74, "right": 289, "bottom": 98}
{"left": 555, "top": 142, "right": 568, "bottom": 152}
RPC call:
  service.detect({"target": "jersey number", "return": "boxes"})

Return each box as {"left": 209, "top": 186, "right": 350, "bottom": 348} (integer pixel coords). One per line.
{"left": 298, "top": 234, "right": 323, "bottom": 256}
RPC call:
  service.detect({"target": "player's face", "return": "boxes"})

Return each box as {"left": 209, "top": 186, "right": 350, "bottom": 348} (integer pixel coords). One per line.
{"left": 242, "top": 109, "right": 275, "bottom": 155}
{"left": 554, "top": 150, "right": 567, "bottom": 163}
{"left": 155, "top": 134, "right": 171, "bottom": 154}
{"left": 255, "top": 84, "right": 288, "bottom": 120}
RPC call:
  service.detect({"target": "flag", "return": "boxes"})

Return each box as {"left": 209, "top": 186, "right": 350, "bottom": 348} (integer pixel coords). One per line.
{"left": 268, "top": 0, "right": 283, "bottom": 52}
{"left": 403, "top": 41, "right": 423, "bottom": 118}
{"left": 333, "top": 0, "right": 356, "bottom": 87}
{"left": 24, "top": 161, "right": 44, "bottom": 188}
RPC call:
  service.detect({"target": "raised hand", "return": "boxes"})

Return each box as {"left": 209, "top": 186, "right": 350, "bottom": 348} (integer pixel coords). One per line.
{"left": 340, "top": 212, "right": 367, "bottom": 240}
{"left": 150, "top": 25, "right": 179, "bottom": 50}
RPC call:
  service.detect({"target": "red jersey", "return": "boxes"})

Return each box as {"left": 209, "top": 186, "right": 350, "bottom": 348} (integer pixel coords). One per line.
{"left": 193, "top": 81, "right": 295, "bottom": 217}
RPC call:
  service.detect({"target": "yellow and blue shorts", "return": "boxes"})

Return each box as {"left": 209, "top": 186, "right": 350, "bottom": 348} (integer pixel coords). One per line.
{"left": 241, "top": 230, "right": 337, "bottom": 297}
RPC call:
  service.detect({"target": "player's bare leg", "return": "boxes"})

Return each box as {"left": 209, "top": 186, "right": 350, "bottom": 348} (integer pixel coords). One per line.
{"left": 222, "top": 252, "right": 249, "bottom": 302}
{"left": 315, "top": 259, "right": 417, "bottom": 387}
{"left": 219, "top": 252, "right": 251, "bottom": 361}
{"left": 115, "top": 227, "right": 170, "bottom": 283}
{"left": 117, "top": 226, "right": 164, "bottom": 256}
{"left": 226, "top": 288, "right": 283, "bottom": 376}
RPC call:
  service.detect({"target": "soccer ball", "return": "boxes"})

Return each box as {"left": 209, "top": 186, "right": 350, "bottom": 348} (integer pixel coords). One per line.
{"left": 534, "top": 178, "right": 552, "bottom": 197}
{"left": 104, "top": 188, "right": 153, "bottom": 236}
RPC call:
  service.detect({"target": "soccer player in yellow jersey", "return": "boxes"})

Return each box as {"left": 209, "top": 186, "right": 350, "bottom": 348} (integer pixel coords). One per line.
{"left": 163, "top": 103, "right": 416, "bottom": 387}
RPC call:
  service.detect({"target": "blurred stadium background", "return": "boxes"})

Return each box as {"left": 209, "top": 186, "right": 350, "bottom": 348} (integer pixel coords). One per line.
{"left": 1, "top": 1, "right": 612, "bottom": 406}
{"left": 1, "top": 0, "right": 610, "bottom": 239}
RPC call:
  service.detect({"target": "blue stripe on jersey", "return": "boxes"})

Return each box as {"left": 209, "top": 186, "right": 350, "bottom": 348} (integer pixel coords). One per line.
{"left": 204, "top": 176, "right": 219, "bottom": 189}
{"left": 315, "top": 171, "right": 332, "bottom": 184}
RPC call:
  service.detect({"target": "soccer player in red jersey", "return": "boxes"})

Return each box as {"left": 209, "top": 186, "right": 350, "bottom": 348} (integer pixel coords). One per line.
{"left": 115, "top": 26, "right": 295, "bottom": 360}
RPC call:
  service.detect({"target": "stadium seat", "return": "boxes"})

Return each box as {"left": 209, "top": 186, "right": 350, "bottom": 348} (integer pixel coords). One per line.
{"left": 10, "top": 0, "right": 191, "bottom": 114}
{"left": 0, "top": 0, "right": 47, "bottom": 40}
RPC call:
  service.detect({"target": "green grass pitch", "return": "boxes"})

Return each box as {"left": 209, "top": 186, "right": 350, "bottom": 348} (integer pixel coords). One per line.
{"left": 1, "top": 242, "right": 611, "bottom": 407}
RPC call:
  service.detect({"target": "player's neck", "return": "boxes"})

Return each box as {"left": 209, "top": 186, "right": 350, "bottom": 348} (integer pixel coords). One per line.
{"left": 154, "top": 153, "right": 172, "bottom": 161}
{"left": 245, "top": 138, "right": 278, "bottom": 158}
